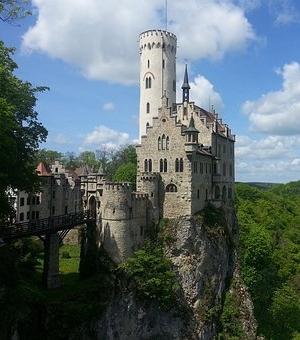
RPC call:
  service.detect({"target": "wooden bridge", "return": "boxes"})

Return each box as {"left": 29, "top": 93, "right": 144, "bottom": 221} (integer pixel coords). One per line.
{"left": 1, "top": 210, "right": 95, "bottom": 243}
{"left": 0, "top": 210, "right": 95, "bottom": 289}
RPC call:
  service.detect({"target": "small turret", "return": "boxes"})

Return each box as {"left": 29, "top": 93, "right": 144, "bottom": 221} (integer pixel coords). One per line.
{"left": 185, "top": 114, "right": 199, "bottom": 154}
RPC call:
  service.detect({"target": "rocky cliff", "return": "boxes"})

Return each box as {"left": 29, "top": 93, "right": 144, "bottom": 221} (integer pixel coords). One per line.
{"left": 86, "top": 205, "right": 258, "bottom": 339}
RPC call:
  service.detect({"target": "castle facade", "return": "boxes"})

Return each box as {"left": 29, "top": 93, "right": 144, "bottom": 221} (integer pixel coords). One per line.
{"left": 80, "top": 29, "right": 235, "bottom": 263}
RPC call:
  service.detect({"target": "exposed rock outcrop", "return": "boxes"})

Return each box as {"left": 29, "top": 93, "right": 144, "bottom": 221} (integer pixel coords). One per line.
{"left": 86, "top": 206, "right": 257, "bottom": 339}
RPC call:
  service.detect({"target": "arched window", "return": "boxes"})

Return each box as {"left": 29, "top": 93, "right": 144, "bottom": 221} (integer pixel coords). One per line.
{"left": 164, "top": 158, "right": 167, "bottom": 172}
{"left": 146, "top": 102, "right": 150, "bottom": 114}
{"left": 158, "top": 136, "right": 162, "bottom": 150}
{"left": 144, "top": 159, "right": 148, "bottom": 172}
{"left": 229, "top": 163, "right": 233, "bottom": 177}
{"left": 149, "top": 159, "right": 152, "bottom": 172}
{"left": 166, "top": 136, "right": 169, "bottom": 150}
{"left": 223, "top": 163, "right": 226, "bottom": 176}
{"left": 175, "top": 158, "right": 179, "bottom": 172}
{"left": 160, "top": 159, "right": 163, "bottom": 172}
{"left": 146, "top": 77, "right": 152, "bottom": 89}
{"left": 147, "top": 59, "right": 150, "bottom": 68}
{"left": 166, "top": 183, "right": 177, "bottom": 192}
{"left": 197, "top": 189, "right": 200, "bottom": 199}
{"left": 180, "top": 158, "right": 184, "bottom": 172}
{"left": 162, "top": 134, "right": 166, "bottom": 150}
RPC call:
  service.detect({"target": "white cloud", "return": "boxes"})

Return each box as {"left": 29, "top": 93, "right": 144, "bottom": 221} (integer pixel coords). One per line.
{"left": 242, "top": 62, "right": 300, "bottom": 135}
{"left": 235, "top": 134, "right": 300, "bottom": 182}
{"left": 190, "top": 74, "right": 224, "bottom": 112}
{"left": 103, "top": 102, "right": 114, "bottom": 111}
{"left": 269, "top": 0, "right": 300, "bottom": 25}
{"left": 82, "top": 125, "right": 131, "bottom": 149}
{"left": 22, "top": 0, "right": 256, "bottom": 85}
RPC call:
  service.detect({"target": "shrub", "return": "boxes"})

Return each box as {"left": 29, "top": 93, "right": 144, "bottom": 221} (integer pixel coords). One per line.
{"left": 119, "top": 241, "right": 179, "bottom": 310}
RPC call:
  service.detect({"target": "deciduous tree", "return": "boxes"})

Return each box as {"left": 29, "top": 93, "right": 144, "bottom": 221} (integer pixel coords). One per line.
{"left": 0, "top": 40, "right": 48, "bottom": 221}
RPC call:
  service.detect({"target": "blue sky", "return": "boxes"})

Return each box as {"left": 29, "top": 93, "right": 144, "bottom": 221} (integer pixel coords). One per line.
{"left": 1, "top": 0, "right": 300, "bottom": 183}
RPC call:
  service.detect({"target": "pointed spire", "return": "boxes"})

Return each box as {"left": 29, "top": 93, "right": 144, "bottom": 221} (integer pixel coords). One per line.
{"left": 182, "top": 64, "right": 190, "bottom": 103}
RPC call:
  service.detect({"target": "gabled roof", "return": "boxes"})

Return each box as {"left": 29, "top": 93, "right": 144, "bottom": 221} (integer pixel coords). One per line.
{"left": 36, "top": 162, "right": 52, "bottom": 177}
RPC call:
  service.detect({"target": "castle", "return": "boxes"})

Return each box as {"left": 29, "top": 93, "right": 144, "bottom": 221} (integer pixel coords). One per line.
{"left": 11, "top": 30, "right": 234, "bottom": 264}
{"left": 80, "top": 29, "right": 235, "bottom": 263}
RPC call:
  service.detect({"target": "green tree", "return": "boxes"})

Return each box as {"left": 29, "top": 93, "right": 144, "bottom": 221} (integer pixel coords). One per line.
{"left": 270, "top": 284, "right": 300, "bottom": 338}
{"left": 0, "top": 41, "right": 48, "bottom": 221}
{"left": 113, "top": 162, "right": 137, "bottom": 188}
{"left": 95, "top": 144, "right": 137, "bottom": 180}
{"left": 77, "top": 151, "right": 98, "bottom": 171}
{"left": 62, "top": 151, "right": 79, "bottom": 169}
{"left": 0, "top": 0, "right": 30, "bottom": 23}
{"left": 119, "top": 241, "right": 179, "bottom": 310}
{"left": 35, "top": 148, "right": 63, "bottom": 165}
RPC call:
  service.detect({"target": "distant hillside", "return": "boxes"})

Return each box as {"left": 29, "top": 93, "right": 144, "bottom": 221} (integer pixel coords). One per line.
{"left": 235, "top": 182, "right": 280, "bottom": 190}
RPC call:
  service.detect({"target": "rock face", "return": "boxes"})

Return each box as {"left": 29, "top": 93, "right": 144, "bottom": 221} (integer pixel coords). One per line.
{"left": 88, "top": 206, "right": 256, "bottom": 339}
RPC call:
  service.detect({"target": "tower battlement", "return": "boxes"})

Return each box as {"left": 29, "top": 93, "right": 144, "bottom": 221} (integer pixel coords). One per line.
{"left": 139, "top": 30, "right": 177, "bottom": 52}
{"left": 104, "top": 182, "right": 132, "bottom": 192}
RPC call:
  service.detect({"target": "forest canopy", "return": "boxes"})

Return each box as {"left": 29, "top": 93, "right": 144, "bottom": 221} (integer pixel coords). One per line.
{"left": 236, "top": 181, "right": 300, "bottom": 339}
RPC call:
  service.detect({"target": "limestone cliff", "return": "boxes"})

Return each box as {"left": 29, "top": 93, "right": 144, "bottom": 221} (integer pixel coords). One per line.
{"left": 87, "top": 206, "right": 257, "bottom": 339}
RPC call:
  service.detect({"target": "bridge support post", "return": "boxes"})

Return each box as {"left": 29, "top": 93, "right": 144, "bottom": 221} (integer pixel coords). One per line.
{"left": 42, "top": 233, "right": 61, "bottom": 289}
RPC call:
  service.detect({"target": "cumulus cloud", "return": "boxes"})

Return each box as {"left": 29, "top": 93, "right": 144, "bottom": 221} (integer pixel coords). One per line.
{"left": 235, "top": 134, "right": 300, "bottom": 182}
{"left": 242, "top": 62, "right": 300, "bottom": 135}
{"left": 190, "top": 74, "right": 224, "bottom": 112}
{"left": 82, "top": 125, "right": 131, "bottom": 149}
{"left": 22, "top": 0, "right": 256, "bottom": 84}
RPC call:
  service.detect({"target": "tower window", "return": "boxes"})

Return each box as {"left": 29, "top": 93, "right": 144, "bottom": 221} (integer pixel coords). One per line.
{"left": 145, "top": 77, "right": 152, "bottom": 89}
{"left": 148, "top": 59, "right": 150, "bottom": 68}
{"left": 162, "top": 59, "right": 165, "bottom": 68}
{"left": 173, "top": 80, "right": 176, "bottom": 92}
{"left": 158, "top": 137, "right": 162, "bottom": 150}
{"left": 146, "top": 102, "right": 150, "bottom": 114}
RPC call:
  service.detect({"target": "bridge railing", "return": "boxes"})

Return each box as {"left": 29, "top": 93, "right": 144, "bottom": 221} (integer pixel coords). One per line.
{"left": 0, "top": 210, "right": 95, "bottom": 242}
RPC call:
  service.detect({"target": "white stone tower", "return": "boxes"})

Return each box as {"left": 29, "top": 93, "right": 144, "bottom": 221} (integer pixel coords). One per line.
{"left": 139, "top": 30, "right": 177, "bottom": 138}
